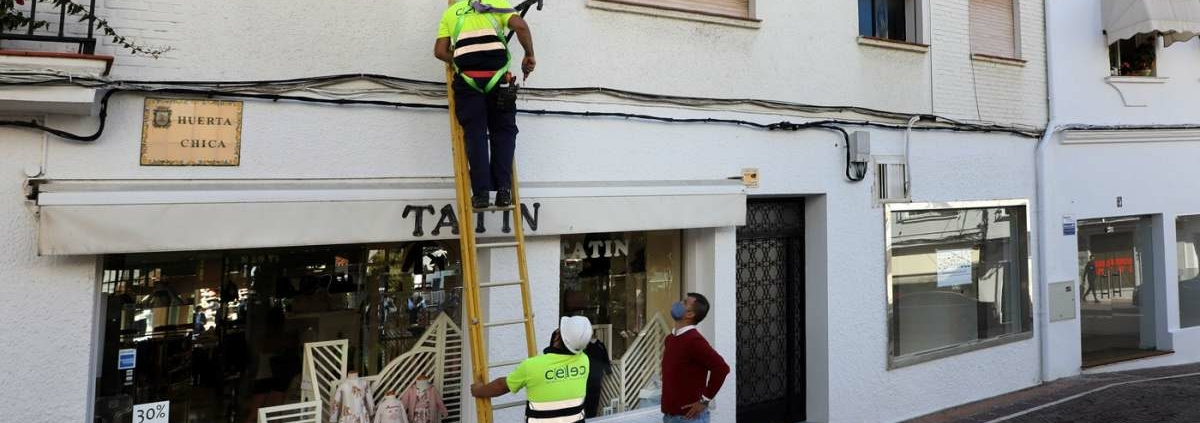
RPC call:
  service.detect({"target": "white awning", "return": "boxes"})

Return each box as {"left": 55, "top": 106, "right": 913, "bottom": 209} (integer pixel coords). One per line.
{"left": 34, "top": 178, "right": 746, "bottom": 255}
{"left": 1105, "top": 0, "right": 1200, "bottom": 47}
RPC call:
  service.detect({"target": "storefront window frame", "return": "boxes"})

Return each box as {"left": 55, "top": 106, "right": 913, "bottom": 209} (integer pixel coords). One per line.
{"left": 884, "top": 199, "right": 1034, "bottom": 369}
{"left": 1176, "top": 214, "right": 1200, "bottom": 329}
{"left": 558, "top": 230, "right": 684, "bottom": 417}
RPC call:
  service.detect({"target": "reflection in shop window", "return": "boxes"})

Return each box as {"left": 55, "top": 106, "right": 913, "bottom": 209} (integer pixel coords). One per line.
{"left": 95, "top": 243, "right": 465, "bottom": 423}
{"left": 887, "top": 204, "right": 1032, "bottom": 364}
{"left": 1177, "top": 216, "right": 1200, "bottom": 328}
{"left": 560, "top": 231, "right": 682, "bottom": 417}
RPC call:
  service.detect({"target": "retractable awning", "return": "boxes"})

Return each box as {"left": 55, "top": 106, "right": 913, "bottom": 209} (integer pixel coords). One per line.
{"left": 1104, "top": 0, "right": 1200, "bottom": 46}
{"left": 33, "top": 178, "right": 746, "bottom": 255}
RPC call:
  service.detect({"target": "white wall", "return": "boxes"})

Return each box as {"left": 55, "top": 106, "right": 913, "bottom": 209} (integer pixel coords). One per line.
{"left": 18, "top": 97, "right": 1045, "bottom": 422}
{"left": 9, "top": 0, "right": 1044, "bottom": 127}
{"left": 0, "top": 0, "right": 1056, "bottom": 421}
{"left": 933, "top": 0, "right": 1048, "bottom": 125}
{"left": 1041, "top": 136, "right": 1200, "bottom": 379}
{"left": 1047, "top": 0, "right": 1200, "bottom": 124}
{"left": 0, "top": 127, "right": 98, "bottom": 422}
{"left": 1041, "top": 0, "right": 1200, "bottom": 380}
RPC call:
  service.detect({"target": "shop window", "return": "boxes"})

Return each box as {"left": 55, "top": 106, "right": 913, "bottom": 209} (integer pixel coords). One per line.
{"left": 559, "top": 231, "right": 682, "bottom": 416}
{"left": 886, "top": 202, "right": 1032, "bottom": 367}
{"left": 1177, "top": 216, "right": 1200, "bottom": 328}
{"left": 1109, "top": 34, "right": 1157, "bottom": 77}
{"left": 859, "top": 0, "right": 925, "bottom": 44}
{"left": 95, "top": 242, "right": 464, "bottom": 423}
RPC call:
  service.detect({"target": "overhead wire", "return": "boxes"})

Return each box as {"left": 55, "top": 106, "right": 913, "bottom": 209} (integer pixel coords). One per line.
{"left": 0, "top": 73, "right": 1046, "bottom": 182}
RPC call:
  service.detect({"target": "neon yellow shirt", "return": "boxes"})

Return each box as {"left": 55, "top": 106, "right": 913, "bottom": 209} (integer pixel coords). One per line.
{"left": 506, "top": 352, "right": 590, "bottom": 402}
{"left": 437, "top": 0, "right": 515, "bottom": 39}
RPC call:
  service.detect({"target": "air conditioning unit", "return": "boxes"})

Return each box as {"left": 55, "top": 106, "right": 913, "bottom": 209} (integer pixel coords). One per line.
{"left": 876, "top": 162, "right": 909, "bottom": 202}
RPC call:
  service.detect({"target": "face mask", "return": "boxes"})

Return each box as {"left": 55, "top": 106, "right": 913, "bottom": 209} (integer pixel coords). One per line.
{"left": 670, "top": 301, "right": 687, "bottom": 321}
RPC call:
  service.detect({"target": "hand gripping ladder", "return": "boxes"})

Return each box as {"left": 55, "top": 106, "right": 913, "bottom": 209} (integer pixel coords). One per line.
{"left": 443, "top": 2, "right": 541, "bottom": 422}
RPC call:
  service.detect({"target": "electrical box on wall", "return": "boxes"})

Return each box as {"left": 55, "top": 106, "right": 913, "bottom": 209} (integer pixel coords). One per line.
{"left": 849, "top": 131, "right": 871, "bottom": 163}
{"left": 1049, "top": 280, "right": 1077, "bottom": 322}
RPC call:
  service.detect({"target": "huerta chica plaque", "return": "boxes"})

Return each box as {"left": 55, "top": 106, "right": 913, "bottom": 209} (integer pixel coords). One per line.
{"left": 141, "top": 98, "right": 243, "bottom": 166}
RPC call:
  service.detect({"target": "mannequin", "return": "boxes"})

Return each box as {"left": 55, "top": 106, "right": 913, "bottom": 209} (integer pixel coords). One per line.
{"left": 399, "top": 375, "right": 447, "bottom": 423}
{"left": 331, "top": 371, "right": 375, "bottom": 423}
{"left": 374, "top": 390, "right": 409, "bottom": 423}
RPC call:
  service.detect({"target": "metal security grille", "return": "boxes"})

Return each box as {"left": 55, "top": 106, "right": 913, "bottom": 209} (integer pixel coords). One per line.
{"left": 736, "top": 199, "right": 805, "bottom": 423}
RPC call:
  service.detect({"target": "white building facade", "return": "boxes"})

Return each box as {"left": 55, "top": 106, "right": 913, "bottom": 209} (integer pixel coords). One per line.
{"left": 1039, "top": 0, "right": 1200, "bottom": 381}
{"left": 0, "top": 1, "right": 1051, "bottom": 423}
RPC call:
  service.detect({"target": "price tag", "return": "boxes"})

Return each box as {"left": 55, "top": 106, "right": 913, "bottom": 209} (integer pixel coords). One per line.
{"left": 132, "top": 401, "right": 169, "bottom": 423}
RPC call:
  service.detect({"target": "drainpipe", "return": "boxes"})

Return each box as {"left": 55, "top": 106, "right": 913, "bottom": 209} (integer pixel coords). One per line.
{"left": 1035, "top": 0, "right": 1058, "bottom": 384}
{"left": 904, "top": 115, "right": 920, "bottom": 197}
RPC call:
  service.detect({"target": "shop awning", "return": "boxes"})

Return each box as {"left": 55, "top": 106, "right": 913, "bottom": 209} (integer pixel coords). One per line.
{"left": 34, "top": 178, "right": 746, "bottom": 255}
{"left": 1104, "top": 0, "right": 1200, "bottom": 46}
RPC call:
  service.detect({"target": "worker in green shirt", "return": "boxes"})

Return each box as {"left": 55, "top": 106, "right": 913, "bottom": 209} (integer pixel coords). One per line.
{"left": 471, "top": 316, "right": 592, "bottom": 423}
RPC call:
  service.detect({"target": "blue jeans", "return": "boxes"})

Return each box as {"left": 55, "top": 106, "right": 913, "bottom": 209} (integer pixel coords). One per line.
{"left": 664, "top": 410, "right": 710, "bottom": 423}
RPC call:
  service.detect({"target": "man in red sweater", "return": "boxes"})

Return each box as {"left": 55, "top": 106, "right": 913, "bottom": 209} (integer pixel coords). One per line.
{"left": 661, "top": 292, "right": 729, "bottom": 423}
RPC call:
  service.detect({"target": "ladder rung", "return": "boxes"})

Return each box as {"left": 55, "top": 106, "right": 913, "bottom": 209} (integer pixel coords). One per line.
{"left": 473, "top": 205, "right": 516, "bottom": 212}
{"left": 488, "top": 358, "right": 524, "bottom": 368}
{"left": 477, "top": 242, "right": 518, "bottom": 249}
{"left": 479, "top": 280, "right": 523, "bottom": 288}
{"left": 483, "top": 318, "right": 529, "bottom": 328}
{"left": 493, "top": 400, "right": 525, "bottom": 410}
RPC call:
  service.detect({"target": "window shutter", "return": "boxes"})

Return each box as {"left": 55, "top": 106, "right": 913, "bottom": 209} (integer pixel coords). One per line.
{"left": 608, "top": 0, "right": 751, "bottom": 19}
{"left": 970, "top": 0, "right": 1017, "bottom": 58}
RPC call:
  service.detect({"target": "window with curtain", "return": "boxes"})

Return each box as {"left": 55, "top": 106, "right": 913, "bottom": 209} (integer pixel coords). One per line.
{"left": 859, "top": 0, "right": 919, "bottom": 43}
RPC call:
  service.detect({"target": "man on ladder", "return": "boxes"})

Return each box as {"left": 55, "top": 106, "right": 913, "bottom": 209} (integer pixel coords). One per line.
{"left": 434, "top": 0, "right": 537, "bottom": 209}
{"left": 470, "top": 316, "right": 593, "bottom": 423}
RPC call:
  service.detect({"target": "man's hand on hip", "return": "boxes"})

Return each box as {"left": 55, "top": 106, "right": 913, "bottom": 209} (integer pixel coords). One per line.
{"left": 681, "top": 401, "right": 707, "bottom": 420}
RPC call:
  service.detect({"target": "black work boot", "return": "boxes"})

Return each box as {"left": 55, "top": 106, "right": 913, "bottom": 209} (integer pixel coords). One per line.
{"left": 495, "top": 189, "right": 512, "bottom": 208}
{"left": 472, "top": 193, "right": 490, "bottom": 209}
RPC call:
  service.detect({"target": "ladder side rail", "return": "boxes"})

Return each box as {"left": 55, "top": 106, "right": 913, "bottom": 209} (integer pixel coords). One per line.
{"left": 445, "top": 58, "right": 492, "bottom": 423}
{"left": 508, "top": 163, "right": 537, "bottom": 358}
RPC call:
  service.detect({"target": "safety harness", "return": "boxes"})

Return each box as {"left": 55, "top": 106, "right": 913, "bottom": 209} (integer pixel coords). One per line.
{"left": 450, "top": 0, "right": 516, "bottom": 93}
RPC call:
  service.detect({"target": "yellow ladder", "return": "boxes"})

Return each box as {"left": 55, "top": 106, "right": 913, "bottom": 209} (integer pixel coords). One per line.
{"left": 444, "top": 29, "right": 538, "bottom": 423}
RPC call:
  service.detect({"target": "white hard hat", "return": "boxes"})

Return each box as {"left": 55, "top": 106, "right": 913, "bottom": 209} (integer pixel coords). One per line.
{"left": 559, "top": 316, "right": 593, "bottom": 354}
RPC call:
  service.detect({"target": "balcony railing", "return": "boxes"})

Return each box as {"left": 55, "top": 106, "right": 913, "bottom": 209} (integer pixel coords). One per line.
{"left": 0, "top": 0, "right": 97, "bottom": 54}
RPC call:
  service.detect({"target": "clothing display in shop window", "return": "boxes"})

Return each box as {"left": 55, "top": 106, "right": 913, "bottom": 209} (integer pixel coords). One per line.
{"left": 330, "top": 372, "right": 375, "bottom": 423}
{"left": 373, "top": 393, "right": 410, "bottom": 423}
{"left": 398, "top": 378, "right": 447, "bottom": 423}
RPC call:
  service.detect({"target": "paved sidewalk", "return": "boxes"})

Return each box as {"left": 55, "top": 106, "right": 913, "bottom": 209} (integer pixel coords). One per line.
{"left": 900, "top": 363, "right": 1200, "bottom": 423}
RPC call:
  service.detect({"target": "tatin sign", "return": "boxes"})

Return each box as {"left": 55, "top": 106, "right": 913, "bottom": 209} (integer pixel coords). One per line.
{"left": 141, "top": 98, "right": 243, "bottom": 166}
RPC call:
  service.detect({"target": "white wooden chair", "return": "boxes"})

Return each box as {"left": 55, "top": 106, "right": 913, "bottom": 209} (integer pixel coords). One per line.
{"left": 257, "top": 401, "right": 321, "bottom": 423}
{"left": 301, "top": 340, "right": 348, "bottom": 414}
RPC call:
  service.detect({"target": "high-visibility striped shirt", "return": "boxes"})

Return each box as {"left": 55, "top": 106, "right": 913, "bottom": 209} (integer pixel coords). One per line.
{"left": 506, "top": 351, "right": 590, "bottom": 423}
{"left": 437, "top": 0, "right": 515, "bottom": 72}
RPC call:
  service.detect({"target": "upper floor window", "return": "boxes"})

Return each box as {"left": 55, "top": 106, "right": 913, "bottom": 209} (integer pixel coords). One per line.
{"left": 970, "top": 0, "right": 1020, "bottom": 59}
{"left": 601, "top": 0, "right": 753, "bottom": 20}
{"left": 1109, "top": 34, "right": 1157, "bottom": 77}
{"left": 859, "top": 0, "right": 924, "bottom": 44}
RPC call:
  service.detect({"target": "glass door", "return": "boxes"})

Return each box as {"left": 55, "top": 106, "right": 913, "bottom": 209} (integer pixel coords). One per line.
{"left": 1077, "top": 216, "right": 1160, "bottom": 367}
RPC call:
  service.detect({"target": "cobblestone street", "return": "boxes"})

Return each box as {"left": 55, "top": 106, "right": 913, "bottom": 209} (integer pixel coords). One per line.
{"left": 903, "top": 364, "right": 1200, "bottom": 423}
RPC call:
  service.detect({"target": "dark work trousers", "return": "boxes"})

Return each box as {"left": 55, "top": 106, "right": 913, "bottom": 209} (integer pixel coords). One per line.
{"left": 453, "top": 77, "right": 518, "bottom": 197}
